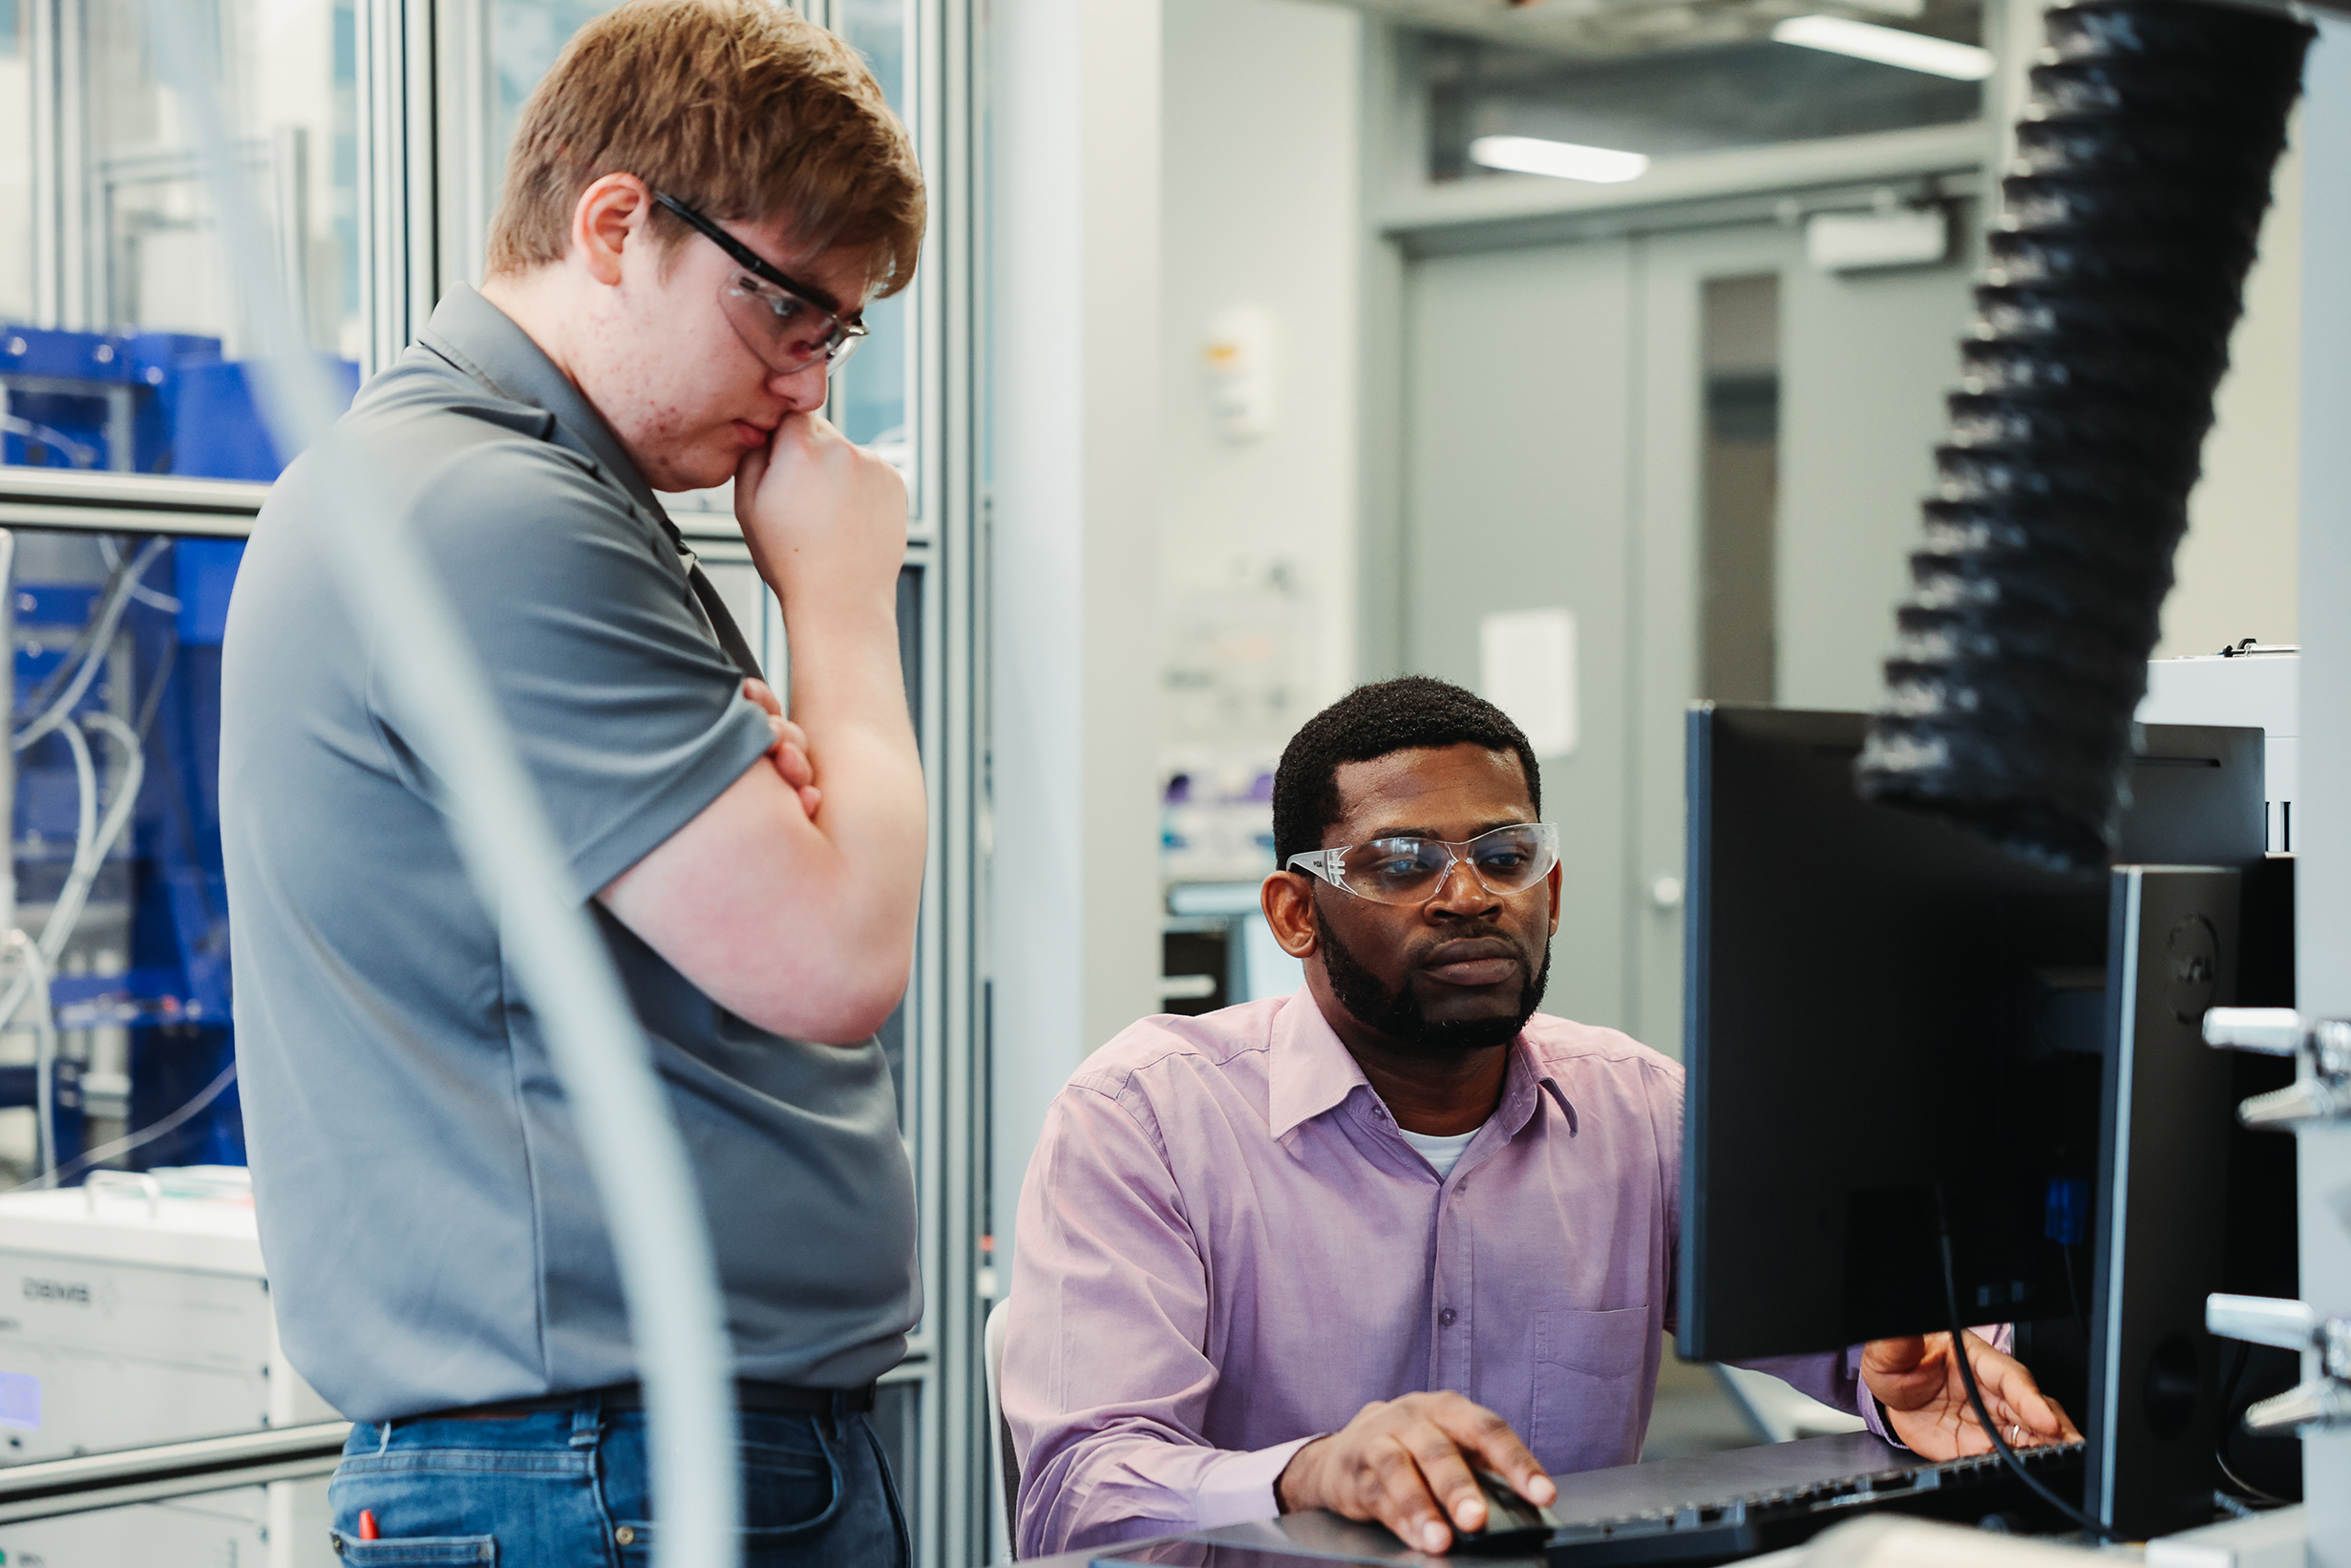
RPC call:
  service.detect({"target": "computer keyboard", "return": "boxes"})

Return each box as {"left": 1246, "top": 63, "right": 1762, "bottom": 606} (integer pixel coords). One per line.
{"left": 1520, "top": 1441, "right": 2088, "bottom": 1565}
{"left": 1091, "top": 1435, "right": 2093, "bottom": 1568}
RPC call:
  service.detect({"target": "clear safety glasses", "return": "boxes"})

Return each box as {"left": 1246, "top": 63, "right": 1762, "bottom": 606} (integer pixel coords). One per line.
{"left": 655, "top": 193, "right": 868, "bottom": 376}
{"left": 1286, "top": 822, "right": 1561, "bottom": 906}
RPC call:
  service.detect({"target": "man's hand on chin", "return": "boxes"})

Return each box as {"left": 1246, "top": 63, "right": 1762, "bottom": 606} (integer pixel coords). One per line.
{"left": 1861, "top": 1331, "right": 2081, "bottom": 1460}
{"left": 1275, "top": 1392, "right": 1554, "bottom": 1556}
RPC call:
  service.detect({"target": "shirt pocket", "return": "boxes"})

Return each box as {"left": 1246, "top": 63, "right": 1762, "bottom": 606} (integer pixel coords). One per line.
{"left": 1528, "top": 1304, "right": 1652, "bottom": 1477}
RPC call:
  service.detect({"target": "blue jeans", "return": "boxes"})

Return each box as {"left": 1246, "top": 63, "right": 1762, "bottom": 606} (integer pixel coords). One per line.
{"left": 326, "top": 1393, "right": 909, "bottom": 1567}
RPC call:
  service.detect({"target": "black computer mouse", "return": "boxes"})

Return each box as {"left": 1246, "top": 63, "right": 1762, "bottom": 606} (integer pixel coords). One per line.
{"left": 1449, "top": 1470, "right": 1557, "bottom": 1556}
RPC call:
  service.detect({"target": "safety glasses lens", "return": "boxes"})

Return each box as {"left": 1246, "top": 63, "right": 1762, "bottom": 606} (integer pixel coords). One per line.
{"left": 721, "top": 276, "right": 846, "bottom": 373}
{"left": 1340, "top": 839, "right": 1453, "bottom": 901}
{"left": 1467, "top": 826, "right": 1555, "bottom": 890}
{"left": 1332, "top": 825, "right": 1557, "bottom": 905}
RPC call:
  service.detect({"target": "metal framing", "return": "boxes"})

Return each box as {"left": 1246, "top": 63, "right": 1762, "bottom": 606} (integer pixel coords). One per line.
{"left": 0, "top": 1422, "right": 351, "bottom": 1526}
{"left": 0, "top": 4, "right": 992, "bottom": 1562}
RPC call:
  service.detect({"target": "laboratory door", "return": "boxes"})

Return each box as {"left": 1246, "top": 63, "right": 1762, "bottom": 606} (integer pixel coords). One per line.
{"left": 1398, "top": 209, "right": 1979, "bottom": 1055}
{"left": 1400, "top": 239, "right": 1639, "bottom": 1035}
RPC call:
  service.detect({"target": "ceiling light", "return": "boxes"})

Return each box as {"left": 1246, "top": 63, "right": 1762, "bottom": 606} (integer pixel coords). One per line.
{"left": 1770, "top": 15, "right": 1995, "bottom": 80}
{"left": 1468, "top": 135, "right": 1650, "bottom": 185}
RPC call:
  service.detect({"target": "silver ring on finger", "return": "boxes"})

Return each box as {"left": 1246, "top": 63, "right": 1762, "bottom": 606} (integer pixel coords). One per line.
{"left": 2009, "top": 1424, "right": 2024, "bottom": 1446}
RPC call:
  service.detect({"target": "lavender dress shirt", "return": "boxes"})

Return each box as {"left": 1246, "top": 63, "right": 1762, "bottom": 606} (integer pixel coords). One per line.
{"left": 1003, "top": 990, "right": 1898, "bottom": 1558}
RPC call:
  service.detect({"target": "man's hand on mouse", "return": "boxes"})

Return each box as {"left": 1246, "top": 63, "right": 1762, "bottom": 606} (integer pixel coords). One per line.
{"left": 1275, "top": 1392, "right": 1554, "bottom": 1556}
{"left": 1862, "top": 1330, "right": 2080, "bottom": 1460}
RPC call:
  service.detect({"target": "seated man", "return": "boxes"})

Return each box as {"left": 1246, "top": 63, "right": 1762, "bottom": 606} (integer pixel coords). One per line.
{"left": 1002, "top": 676, "right": 2077, "bottom": 1557}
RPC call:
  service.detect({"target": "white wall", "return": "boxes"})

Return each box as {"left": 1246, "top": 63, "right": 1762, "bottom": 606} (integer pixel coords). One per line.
{"left": 986, "top": 0, "right": 1165, "bottom": 1266}
{"left": 1988, "top": 0, "right": 2300, "bottom": 662}
{"left": 1157, "top": 0, "right": 1363, "bottom": 788}
{"left": 0, "top": 39, "right": 31, "bottom": 323}
{"left": 986, "top": 0, "right": 1365, "bottom": 1282}
{"left": 2159, "top": 123, "right": 2303, "bottom": 657}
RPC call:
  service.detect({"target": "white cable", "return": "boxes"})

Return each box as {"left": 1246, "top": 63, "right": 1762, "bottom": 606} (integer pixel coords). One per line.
{"left": 13, "top": 538, "right": 167, "bottom": 753}
{"left": 6, "top": 933, "right": 57, "bottom": 1189}
{"left": 0, "top": 716, "right": 144, "bottom": 1036}
{"left": 58, "top": 718, "right": 95, "bottom": 879}
{"left": 138, "top": 9, "right": 742, "bottom": 1565}
{"left": 0, "top": 721, "right": 97, "bottom": 1033}
{"left": 45, "top": 716, "right": 143, "bottom": 967}
{"left": 0, "top": 1061, "right": 239, "bottom": 1196}
{"left": 98, "top": 538, "right": 182, "bottom": 614}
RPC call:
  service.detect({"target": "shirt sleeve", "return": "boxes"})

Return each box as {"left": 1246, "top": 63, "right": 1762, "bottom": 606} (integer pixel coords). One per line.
{"left": 1003, "top": 1081, "right": 1310, "bottom": 1557}
{"left": 381, "top": 443, "right": 775, "bottom": 897}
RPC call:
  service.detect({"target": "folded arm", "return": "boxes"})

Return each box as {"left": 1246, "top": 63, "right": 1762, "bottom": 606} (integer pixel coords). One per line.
{"left": 600, "top": 413, "right": 924, "bottom": 1045}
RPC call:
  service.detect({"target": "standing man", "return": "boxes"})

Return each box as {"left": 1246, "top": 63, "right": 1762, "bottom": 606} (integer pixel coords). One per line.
{"left": 220, "top": 4, "right": 926, "bottom": 1562}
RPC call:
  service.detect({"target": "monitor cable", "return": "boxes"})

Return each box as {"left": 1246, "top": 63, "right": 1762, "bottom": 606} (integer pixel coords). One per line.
{"left": 2212, "top": 1338, "right": 2296, "bottom": 1509}
{"left": 1934, "top": 1186, "right": 2121, "bottom": 1543}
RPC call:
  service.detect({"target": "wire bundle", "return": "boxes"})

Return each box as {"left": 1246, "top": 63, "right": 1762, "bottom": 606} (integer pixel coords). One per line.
{"left": 1855, "top": 0, "right": 2314, "bottom": 870}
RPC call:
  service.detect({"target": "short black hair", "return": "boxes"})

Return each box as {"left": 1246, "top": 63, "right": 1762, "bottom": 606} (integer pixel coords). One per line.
{"left": 1271, "top": 676, "right": 1542, "bottom": 863}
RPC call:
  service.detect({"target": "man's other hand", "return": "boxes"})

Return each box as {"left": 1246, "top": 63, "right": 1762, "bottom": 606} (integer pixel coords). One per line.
{"left": 733, "top": 410, "right": 907, "bottom": 614}
{"left": 1275, "top": 1392, "right": 1554, "bottom": 1556}
{"left": 1861, "top": 1332, "right": 2081, "bottom": 1459}
{"left": 741, "top": 678, "right": 820, "bottom": 816}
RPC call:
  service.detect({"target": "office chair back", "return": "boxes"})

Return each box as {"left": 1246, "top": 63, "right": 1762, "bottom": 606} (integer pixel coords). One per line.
{"left": 985, "top": 1295, "right": 1019, "bottom": 1554}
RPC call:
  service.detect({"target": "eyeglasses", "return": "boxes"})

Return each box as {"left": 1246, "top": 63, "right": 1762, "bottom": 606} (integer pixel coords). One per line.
{"left": 654, "top": 192, "right": 868, "bottom": 376}
{"left": 1286, "top": 823, "right": 1560, "bottom": 906}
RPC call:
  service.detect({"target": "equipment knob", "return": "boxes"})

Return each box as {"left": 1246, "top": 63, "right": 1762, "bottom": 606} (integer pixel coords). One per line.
{"left": 2208, "top": 1292, "right": 2319, "bottom": 1350}
{"left": 2203, "top": 1006, "right": 2304, "bottom": 1055}
{"left": 2244, "top": 1379, "right": 2351, "bottom": 1434}
{"left": 2211, "top": 1294, "right": 2351, "bottom": 1432}
{"left": 2201, "top": 1008, "right": 2351, "bottom": 1128}
{"left": 2240, "top": 1078, "right": 2351, "bottom": 1131}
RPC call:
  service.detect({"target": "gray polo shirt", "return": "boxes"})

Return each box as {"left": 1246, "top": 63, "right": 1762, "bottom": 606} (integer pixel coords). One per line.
{"left": 220, "top": 286, "right": 920, "bottom": 1423}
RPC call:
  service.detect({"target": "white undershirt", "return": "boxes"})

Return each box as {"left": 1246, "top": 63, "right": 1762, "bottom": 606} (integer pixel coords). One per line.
{"left": 1397, "top": 1123, "right": 1481, "bottom": 1179}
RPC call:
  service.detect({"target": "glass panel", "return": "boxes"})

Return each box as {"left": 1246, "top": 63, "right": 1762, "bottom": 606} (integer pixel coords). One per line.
{"left": 0, "top": 529, "right": 243, "bottom": 1184}
{"left": 830, "top": 0, "right": 912, "bottom": 469}
{"left": 1418, "top": 1, "right": 1984, "bottom": 181}
{"left": 2, "top": 1, "right": 362, "bottom": 482}
{"left": 491, "top": 0, "right": 618, "bottom": 167}
{"left": 0, "top": 1481, "right": 328, "bottom": 1561}
{"left": 1, "top": 0, "right": 31, "bottom": 327}
{"left": 871, "top": 1376, "right": 921, "bottom": 1547}
{"left": 877, "top": 562, "right": 921, "bottom": 1130}
{"left": 1701, "top": 275, "right": 1778, "bottom": 705}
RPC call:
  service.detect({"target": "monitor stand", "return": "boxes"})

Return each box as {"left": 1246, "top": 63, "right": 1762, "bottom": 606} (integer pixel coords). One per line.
{"left": 2087, "top": 864, "right": 2243, "bottom": 1537}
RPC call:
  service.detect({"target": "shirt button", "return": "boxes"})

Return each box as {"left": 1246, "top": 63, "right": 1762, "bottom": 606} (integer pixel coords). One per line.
{"left": 615, "top": 1526, "right": 639, "bottom": 1546}
{"left": 1439, "top": 1307, "right": 1458, "bottom": 1327}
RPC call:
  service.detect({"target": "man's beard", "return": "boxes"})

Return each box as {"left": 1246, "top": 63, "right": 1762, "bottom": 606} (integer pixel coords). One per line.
{"left": 1318, "top": 909, "right": 1550, "bottom": 1059}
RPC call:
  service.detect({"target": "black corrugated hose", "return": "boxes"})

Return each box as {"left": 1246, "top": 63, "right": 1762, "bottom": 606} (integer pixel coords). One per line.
{"left": 1854, "top": 0, "right": 2314, "bottom": 870}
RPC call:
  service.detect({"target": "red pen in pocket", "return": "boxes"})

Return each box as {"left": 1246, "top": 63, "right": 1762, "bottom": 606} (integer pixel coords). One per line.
{"left": 359, "top": 1509, "right": 379, "bottom": 1541}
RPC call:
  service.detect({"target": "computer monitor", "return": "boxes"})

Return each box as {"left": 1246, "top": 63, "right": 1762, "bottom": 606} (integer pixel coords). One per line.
{"left": 1679, "top": 706, "right": 2265, "bottom": 1367}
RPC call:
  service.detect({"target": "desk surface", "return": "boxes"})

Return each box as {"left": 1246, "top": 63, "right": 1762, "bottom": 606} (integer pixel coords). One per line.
{"left": 1014, "top": 1432, "right": 1925, "bottom": 1568}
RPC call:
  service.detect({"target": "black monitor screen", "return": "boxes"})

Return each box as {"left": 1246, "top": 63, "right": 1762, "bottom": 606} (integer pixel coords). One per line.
{"left": 1679, "top": 707, "right": 2263, "bottom": 1363}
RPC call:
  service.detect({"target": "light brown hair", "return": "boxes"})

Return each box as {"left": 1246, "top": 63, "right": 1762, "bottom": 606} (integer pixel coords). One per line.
{"left": 485, "top": 0, "right": 924, "bottom": 297}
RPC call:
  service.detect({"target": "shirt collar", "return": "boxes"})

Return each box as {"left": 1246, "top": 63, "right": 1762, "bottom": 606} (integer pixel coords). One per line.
{"left": 1267, "top": 989, "right": 1559, "bottom": 1142}
{"left": 416, "top": 284, "right": 675, "bottom": 534}
{"left": 1267, "top": 993, "right": 1375, "bottom": 1140}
